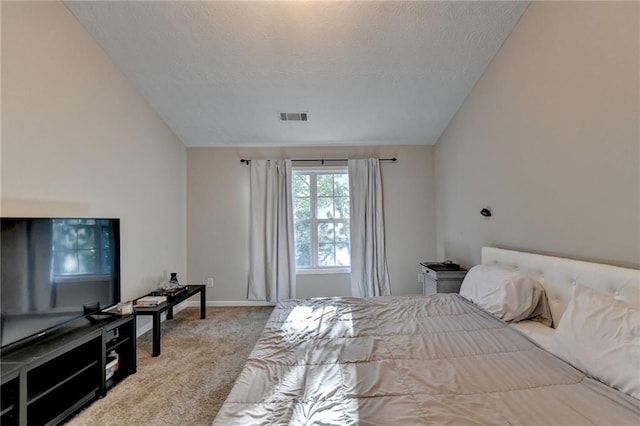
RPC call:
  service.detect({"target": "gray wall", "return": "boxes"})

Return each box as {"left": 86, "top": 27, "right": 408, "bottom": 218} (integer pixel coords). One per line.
{"left": 187, "top": 146, "right": 435, "bottom": 301}
{"left": 435, "top": 1, "right": 639, "bottom": 269}
{"left": 1, "top": 2, "right": 187, "bottom": 302}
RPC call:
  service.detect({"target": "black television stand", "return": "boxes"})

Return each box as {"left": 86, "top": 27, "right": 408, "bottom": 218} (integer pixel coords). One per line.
{"left": 0, "top": 313, "right": 136, "bottom": 425}
{"left": 87, "top": 312, "right": 118, "bottom": 324}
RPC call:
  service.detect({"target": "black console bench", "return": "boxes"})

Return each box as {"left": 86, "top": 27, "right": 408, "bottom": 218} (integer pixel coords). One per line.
{"left": 134, "top": 285, "right": 206, "bottom": 357}
{"left": 0, "top": 313, "right": 136, "bottom": 425}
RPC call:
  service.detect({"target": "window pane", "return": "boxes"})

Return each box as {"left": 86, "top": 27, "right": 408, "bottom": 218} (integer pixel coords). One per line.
{"left": 317, "top": 197, "right": 334, "bottom": 219}
{"left": 296, "top": 243, "right": 311, "bottom": 267}
{"left": 317, "top": 175, "right": 333, "bottom": 197}
{"left": 102, "top": 226, "right": 111, "bottom": 273}
{"left": 334, "top": 221, "right": 350, "bottom": 242}
{"left": 53, "top": 251, "right": 69, "bottom": 274}
{"left": 103, "top": 251, "right": 111, "bottom": 273}
{"left": 56, "top": 226, "right": 77, "bottom": 249}
{"left": 78, "top": 250, "right": 96, "bottom": 273}
{"left": 334, "top": 196, "right": 349, "bottom": 219}
{"left": 318, "top": 243, "right": 335, "bottom": 266}
{"left": 318, "top": 223, "right": 334, "bottom": 243}
{"left": 295, "top": 197, "right": 310, "bottom": 220}
{"left": 293, "top": 174, "right": 310, "bottom": 197}
{"left": 61, "top": 252, "right": 78, "bottom": 274}
{"left": 295, "top": 221, "right": 311, "bottom": 243}
{"left": 76, "top": 227, "right": 95, "bottom": 249}
{"left": 336, "top": 243, "right": 350, "bottom": 266}
{"left": 334, "top": 174, "right": 349, "bottom": 196}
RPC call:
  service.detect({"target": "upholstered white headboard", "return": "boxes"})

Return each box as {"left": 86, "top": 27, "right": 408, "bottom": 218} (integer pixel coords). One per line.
{"left": 481, "top": 247, "right": 640, "bottom": 327}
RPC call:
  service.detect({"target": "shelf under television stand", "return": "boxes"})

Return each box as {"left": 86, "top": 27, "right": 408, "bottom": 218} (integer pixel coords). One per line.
{"left": 134, "top": 285, "right": 206, "bottom": 357}
{"left": 0, "top": 313, "right": 136, "bottom": 426}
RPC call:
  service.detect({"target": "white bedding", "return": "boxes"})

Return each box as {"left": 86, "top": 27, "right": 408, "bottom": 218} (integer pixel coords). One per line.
{"left": 460, "top": 264, "right": 552, "bottom": 326}
{"left": 214, "top": 294, "right": 640, "bottom": 425}
{"left": 508, "top": 320, "right": 555, "bottom": 351}
{"left": 550, "top": 284, "right": 640, "bottom": 399}
{"left": 480, "top": 247, "right": 640, "bottom": 327}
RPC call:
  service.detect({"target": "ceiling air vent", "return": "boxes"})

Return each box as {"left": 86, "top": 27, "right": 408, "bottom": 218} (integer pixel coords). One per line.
{"left": 280, "top": 112, "right": 308, "bottom": 121}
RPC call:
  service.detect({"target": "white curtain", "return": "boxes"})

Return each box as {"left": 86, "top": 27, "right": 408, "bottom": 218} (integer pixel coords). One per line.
{"left": 348, "top": 159, "right": 391, "bottom": 297}
{"left": 248, "top": 160, "right": 296, "bottom": 302}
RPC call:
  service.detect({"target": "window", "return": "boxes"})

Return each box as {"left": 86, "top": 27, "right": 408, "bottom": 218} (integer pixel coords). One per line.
{"left": 52, "top": 219, "right": 112, "bottom": 276}
{"left": 293, "top": 169, "right": 350, "bottom": 271}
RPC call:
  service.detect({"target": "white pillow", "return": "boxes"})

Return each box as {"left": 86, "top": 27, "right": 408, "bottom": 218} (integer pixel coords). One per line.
{"left": 460, "top": 264, "right": 552, "bottom": 326}
{"left": 550, "top": 284, "right": 640, "bottom": 399}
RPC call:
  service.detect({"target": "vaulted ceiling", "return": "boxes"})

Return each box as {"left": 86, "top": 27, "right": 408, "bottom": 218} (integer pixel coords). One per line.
{"left": 65, "top": 1, "right": 529, "bottom": 147}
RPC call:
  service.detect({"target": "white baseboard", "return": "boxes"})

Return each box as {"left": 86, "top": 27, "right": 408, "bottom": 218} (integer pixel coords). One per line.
{"left": 136, "top": 321, "right": 153, "bottom": 337}
{"left": 134, "top": 303, "right": 191, "bottom": 337}
{"left": 135, "top": 300, "right": 274, "bottom": 337}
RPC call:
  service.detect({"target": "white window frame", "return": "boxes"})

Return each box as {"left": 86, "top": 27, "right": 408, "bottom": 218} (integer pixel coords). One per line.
{"left": 293, "top": 166, "right": 350, "bottom": 275}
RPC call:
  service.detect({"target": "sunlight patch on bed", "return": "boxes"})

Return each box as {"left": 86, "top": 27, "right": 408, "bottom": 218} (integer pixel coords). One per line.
{"left": 282, "top": 303, "right": 360, "bottom": 423}
{"left": 282, "top": 305, "right": 323, "bottom": 334}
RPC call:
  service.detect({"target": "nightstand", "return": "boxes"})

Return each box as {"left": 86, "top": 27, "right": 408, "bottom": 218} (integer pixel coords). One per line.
{"left": 420, "top": 262, "right": 467, "bottom": 295}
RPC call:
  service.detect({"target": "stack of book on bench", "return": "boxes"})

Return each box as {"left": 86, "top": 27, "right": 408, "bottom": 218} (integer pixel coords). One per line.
{"left": 134, "top": 295, "right": 167, "bottom": 308}
{"left": 158, "top": 286, "right": 189, "bottom": 301}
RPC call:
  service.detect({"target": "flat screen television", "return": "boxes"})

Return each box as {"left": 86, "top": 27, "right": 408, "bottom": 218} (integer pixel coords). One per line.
{"left": 1, "top": 218, "right": 121, "bottom": 351}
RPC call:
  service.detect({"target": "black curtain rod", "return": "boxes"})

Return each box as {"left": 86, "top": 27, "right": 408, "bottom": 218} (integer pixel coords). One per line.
{"left": 240, "top": 158, "right": 397, "bottom": 165}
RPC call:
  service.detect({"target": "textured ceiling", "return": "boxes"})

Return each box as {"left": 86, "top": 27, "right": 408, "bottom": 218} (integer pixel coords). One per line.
{"left": 65, "top": 1, "right": 529, "bottom": 147}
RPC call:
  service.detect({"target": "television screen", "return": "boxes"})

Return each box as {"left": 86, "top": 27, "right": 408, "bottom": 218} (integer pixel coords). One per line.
{"left": 1, "top": 218, "right": 121, "bottom": 350}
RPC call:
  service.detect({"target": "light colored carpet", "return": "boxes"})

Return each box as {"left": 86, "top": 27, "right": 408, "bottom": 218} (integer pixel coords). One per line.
{"left": 67, "top": 306, "right": 273, "bottom": 426}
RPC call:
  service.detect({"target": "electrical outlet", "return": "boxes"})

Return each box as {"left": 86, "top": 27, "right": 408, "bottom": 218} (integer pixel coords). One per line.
{"left": 207, "top": 277, "right": 214, "bottom": 288}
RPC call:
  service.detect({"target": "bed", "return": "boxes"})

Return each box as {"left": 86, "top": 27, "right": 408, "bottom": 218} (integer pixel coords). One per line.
{"left": 214, "top": 247, "right": 640, "bottom": 425}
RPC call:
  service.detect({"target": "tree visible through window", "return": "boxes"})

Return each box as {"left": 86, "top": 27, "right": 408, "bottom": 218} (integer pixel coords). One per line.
{"left": 52, "top": 219, "right": 112, "bottom": 275}
{"left": 293, "top": 169, "right": 350, "bottom": 269}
